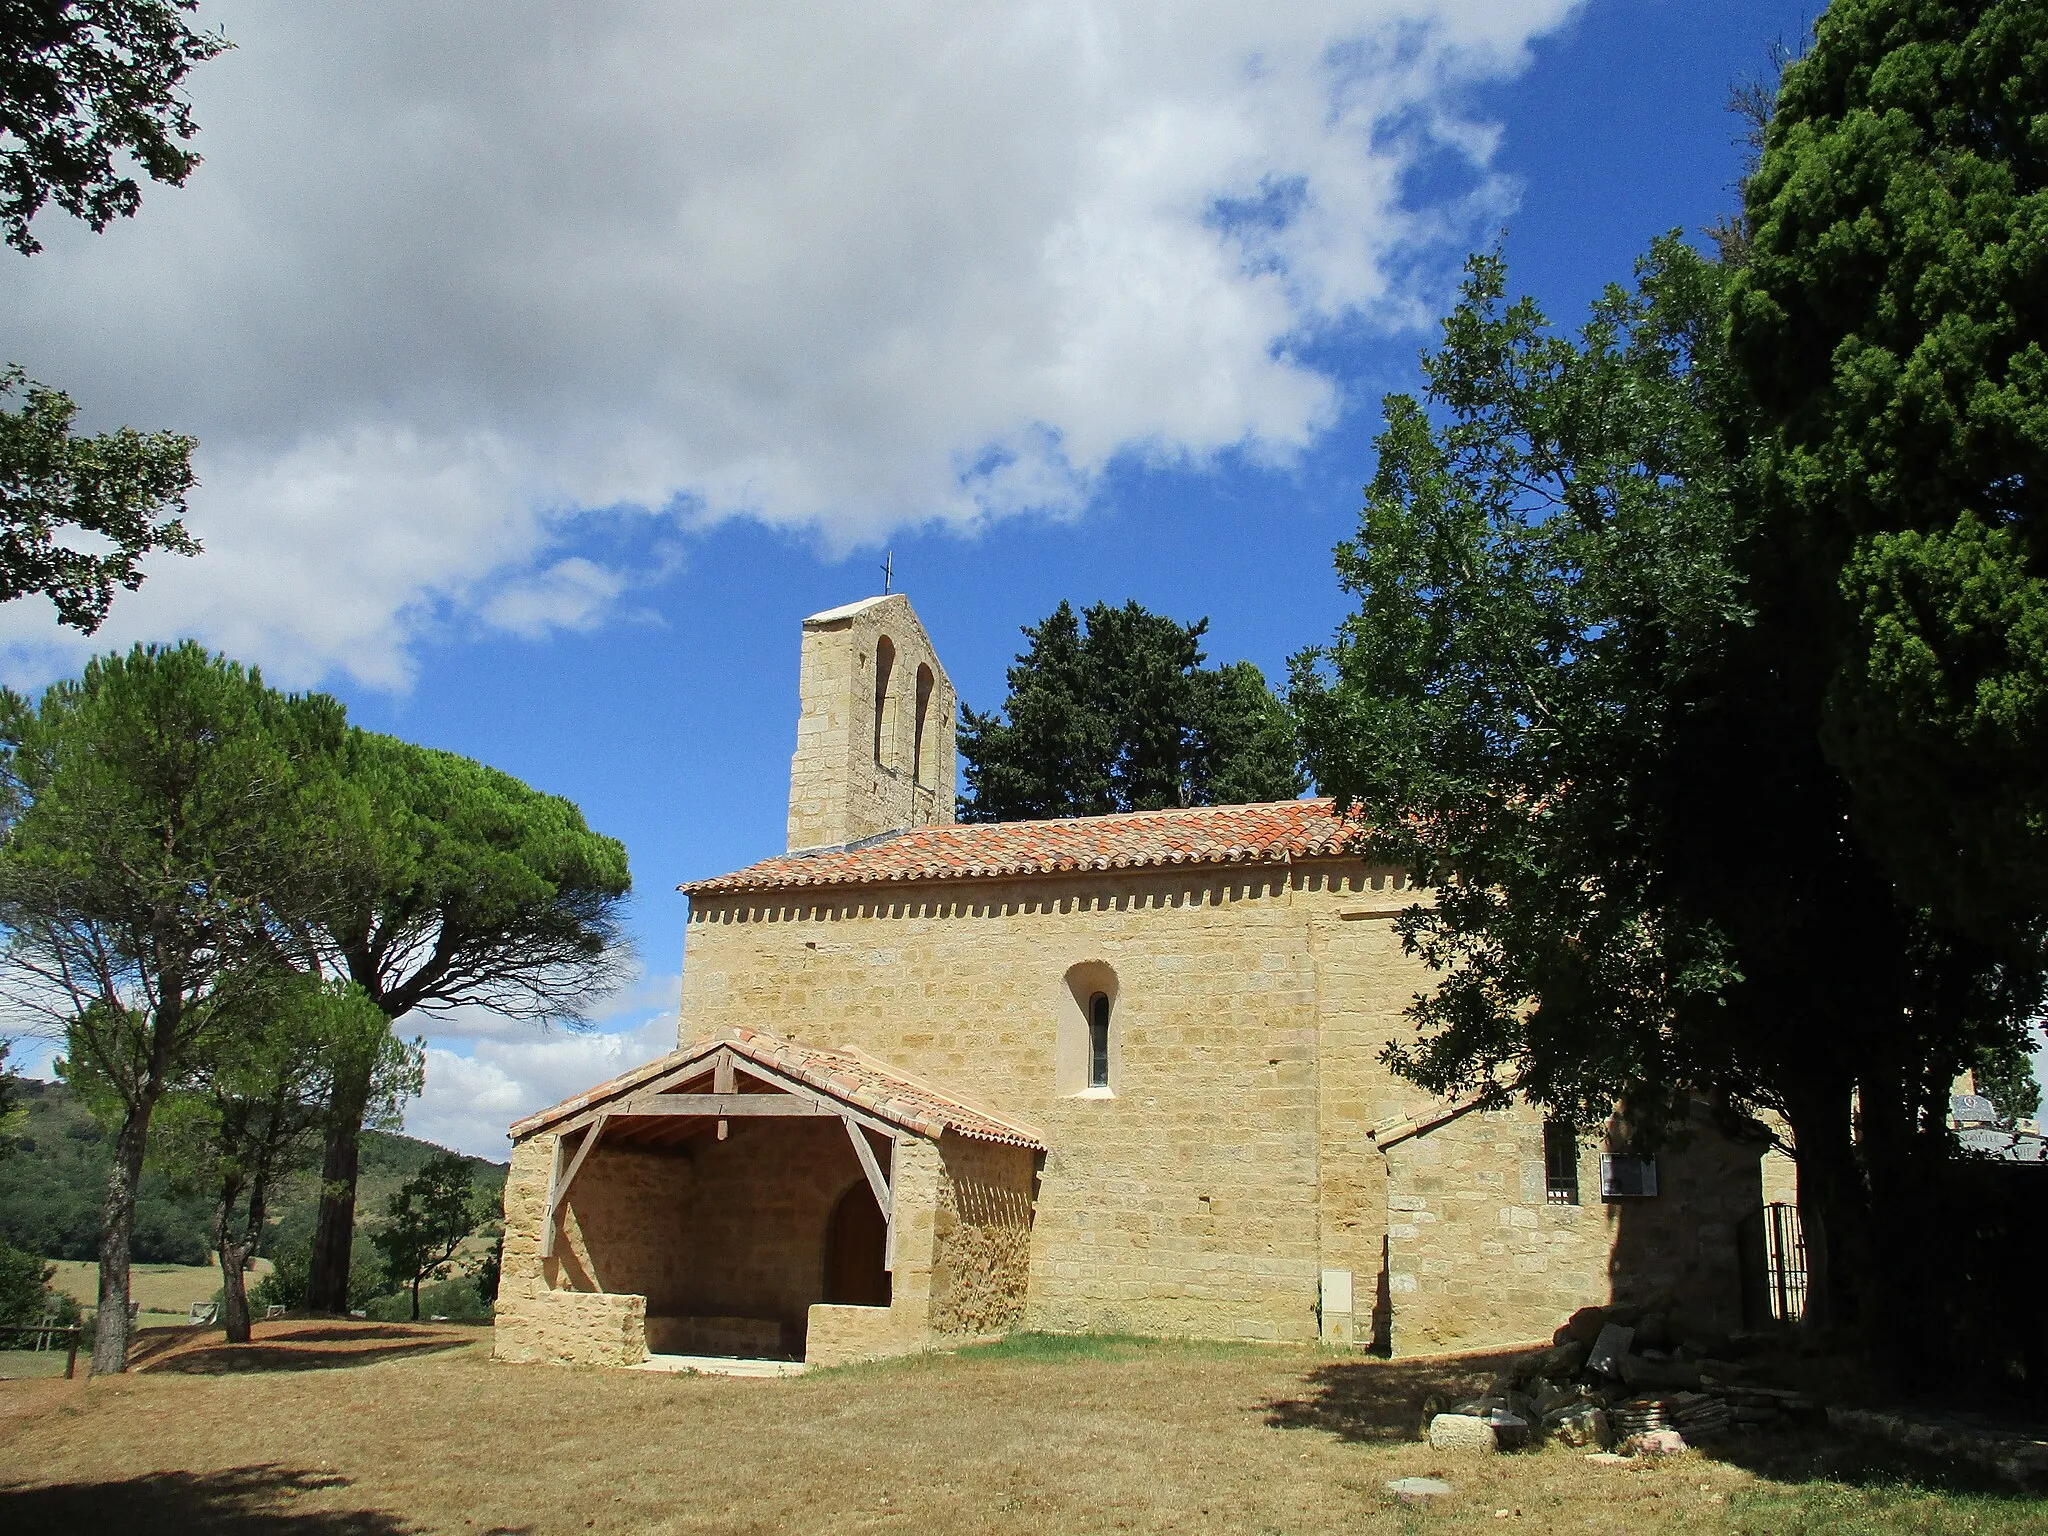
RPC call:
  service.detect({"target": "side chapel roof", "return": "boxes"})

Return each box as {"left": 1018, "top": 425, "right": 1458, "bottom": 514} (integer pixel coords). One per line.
{"left": 680, "top": 796, "right": 1358, "bottom": 897}
{"left": 509, "top": 1026, "right": 1046, "bottom": 1150}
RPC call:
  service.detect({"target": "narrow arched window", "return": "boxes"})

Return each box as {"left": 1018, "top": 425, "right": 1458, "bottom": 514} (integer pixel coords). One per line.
{"left": 872, "top": 636, "right": 896, "bottom": 765}
{"left": 1088, "top": 992, "right": 1110, "bottom": 1089}
{"left": 912, "top": 664, "right": 935, "bottom": 784}
{"left": 1544, "top": 1119, "right": 1580, "bottom": 1205}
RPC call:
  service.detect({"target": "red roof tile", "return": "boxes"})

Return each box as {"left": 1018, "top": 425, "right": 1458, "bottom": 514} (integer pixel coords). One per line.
{"left": 680, "top": 797, "right": 1358, "bottom": 896}
{"left": 510, "top": 1027, "right": 1047, "bottom": 1150}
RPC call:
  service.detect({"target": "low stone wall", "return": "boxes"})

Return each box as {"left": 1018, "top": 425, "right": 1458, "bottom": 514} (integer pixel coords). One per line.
{"left": 805, "top": 1303, "right": 921, "bottom": 1367}
{"left": 494, "top": 1288, "right": 648, "bottom": 1367}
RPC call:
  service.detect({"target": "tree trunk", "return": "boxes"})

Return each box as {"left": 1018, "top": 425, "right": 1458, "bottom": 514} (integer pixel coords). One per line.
{"left": 90, "top": 1098, "right": 156, "bottom": 1375}
{"left": 217, "top": 1232, "right": 252, "bottom": 1344}
{"left": 1780, "top": 1080, "right": 1867, "bottom": 1339}
{"left": 1856, "top": 1056, "right": 1946, "bottom": 1392}
{"left": 306, "top": 1059, "right": 372, "bottom": 1313}
{"left": 215, "top": 1168, "right": 255, "bottom": 1344}
{"left": 410, "top": 1274, "right": 422, "bottom": 1321}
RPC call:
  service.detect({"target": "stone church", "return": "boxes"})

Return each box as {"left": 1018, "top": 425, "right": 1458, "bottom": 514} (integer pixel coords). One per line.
{"left": 493, "top": 594, "right": 1779, "bottom": 1371}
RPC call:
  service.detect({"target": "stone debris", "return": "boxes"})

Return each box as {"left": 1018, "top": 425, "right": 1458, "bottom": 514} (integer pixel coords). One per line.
{"left": 1624, "top": 1429, "right": 1689, "bottom": 1457}
{"left": 1385, "top": 1477, "right": 1454, "bottom": 1503}
{"left": 1429, "top": 1412, "right": 1500, "bottom": 1453}
{"left": 1469, "top": 1303, "right": 1840, "bottom": 1459}
{"left": 1586, "top": 1323, "right": 1635, "bottom": 1376}
{"left": 1583, "top": 1451, "right": 1629, "bottom": 1465}
{"left": 1549, "top": 1404, "right": 1610, "bottom": 1448}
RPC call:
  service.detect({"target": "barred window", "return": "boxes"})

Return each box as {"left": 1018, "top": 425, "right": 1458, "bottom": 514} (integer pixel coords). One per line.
{"left": 1544, "top": 1119, "right": 1580, "bottom": 1205}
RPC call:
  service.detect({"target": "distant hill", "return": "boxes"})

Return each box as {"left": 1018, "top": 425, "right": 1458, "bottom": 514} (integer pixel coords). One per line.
{"left": 0, "top": 1077, "right": 507, "bottom": 1264}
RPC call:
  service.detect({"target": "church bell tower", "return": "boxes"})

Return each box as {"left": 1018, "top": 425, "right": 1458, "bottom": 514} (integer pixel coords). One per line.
{"left": 786, "top": 594, "right": 956, "bottom": 853}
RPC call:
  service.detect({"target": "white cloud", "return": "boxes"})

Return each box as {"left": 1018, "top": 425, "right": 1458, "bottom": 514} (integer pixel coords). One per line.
{"left": 0, "top": 0, "right": 1579, "bottom": 688}
{"left": 400, "top": 972, "right": 683, "bottom": 1159}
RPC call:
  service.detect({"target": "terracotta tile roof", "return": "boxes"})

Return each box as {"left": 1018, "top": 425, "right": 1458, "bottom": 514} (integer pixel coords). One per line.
{"left": 510, "top": 1027, "right": 1047, "bottom": 1150}
{"left": 680, "top": 797, "right": 1358, "bottom": 896}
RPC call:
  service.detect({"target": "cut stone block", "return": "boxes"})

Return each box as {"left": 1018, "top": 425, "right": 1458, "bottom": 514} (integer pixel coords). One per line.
{"left": 1386, "top": 1477, "right": 1453, "bottom": 1503}
{"left": 1429, "top": 1413, "right": 1499, "bottom": 1454}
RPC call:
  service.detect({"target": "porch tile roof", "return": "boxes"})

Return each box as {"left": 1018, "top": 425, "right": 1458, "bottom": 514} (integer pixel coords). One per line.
{"left": 509, "top": 1026, "right": 1047, "bottom": 1150}
{"left": 680, "top": 797, "right": 1356, "bottom": 896}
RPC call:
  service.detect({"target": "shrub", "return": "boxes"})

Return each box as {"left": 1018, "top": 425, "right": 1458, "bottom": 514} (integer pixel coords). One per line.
{"left": 252, "top": 1234, "right": 386, "bottom": 1314}
{"left": 0, "top": 1239, "right": 73, "bottom": 1327}
{"left": 364, "top": 1274, "right": 490, "bottom": 1323}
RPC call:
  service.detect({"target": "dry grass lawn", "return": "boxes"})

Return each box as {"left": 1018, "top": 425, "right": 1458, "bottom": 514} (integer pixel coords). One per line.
{"left": 0, "top": 1321, "right": 2039, "bottom": 1535}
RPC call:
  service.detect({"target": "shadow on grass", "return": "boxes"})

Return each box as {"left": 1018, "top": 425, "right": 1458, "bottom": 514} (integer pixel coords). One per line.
{"left": 1260, "top": 1348, "right": 1528, "bottom": 1444}
{"left": 0, "top": 1464, "right": 507, "bottom": 1535}
{"left": 1262, "top": 1351, "right": 2048, "bottom": 1514}
{"left": 134, "top": 1337, "right": 473, "bottom": 1376}
{"left": 1699, "top": 1427, "right": 2043, "bottom": 1502}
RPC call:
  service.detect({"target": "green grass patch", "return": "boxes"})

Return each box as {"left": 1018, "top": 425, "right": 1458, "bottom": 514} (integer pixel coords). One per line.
{"left": 1727, "top": 1478, "right": 2048, "bottom": 1535}
{"left": 951, "top": 1330, "right": 1276, "bottom": 1364}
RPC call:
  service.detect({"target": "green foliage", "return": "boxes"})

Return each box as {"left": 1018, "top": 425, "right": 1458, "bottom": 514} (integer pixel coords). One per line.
{"left": 0, "top": 1039, "right": 18, "bottom": 1159}
{"left": 0, "top": 367, "right": 198, "bottom": 632}
{"left": 1730, "top": 0, "right": 2048, "bottom": 947}
{"left": 304, "top": 728, "right": 629, "bottom": 1309}
{"left": 959, "top": 600, "right": 1303, "bottom": 822}
{"left": 0, "top": 1079, "right": 211, "bottom": 1260}
{"left": 145, "top": 974, "right": 420, "bottom": 1337}
{"left": 364, "top": 1274, "right": 491, "bottom": 1323}
{"left": 251, "top": 1231, "right": 383, "bottom": 1314}
{"left": 0, "top": 1075, "right": 502, "bottom": 1265}
{"left": 0, "top": 640, "right": 350, "bottom": 1334}
{"left": 0, "top": 3, "right": 224, "bottom": 629}
{"left": 1972, "top": 1038, "right": 2043, "bottom": 1126}
{"left": 0, "top": 1236, "right": 60, "bottom": 1326}
{"left": 471, "top": 1230, "right": 501, "bottom": 1305}
{"left": 370, "top": 1152, "right": 482, "bottom": 1321}
{"left": 0, "top": 0, "right": 229, "bottom": 254}
{"left": 325, "top": 731, "right": 634, "bottom": 1025}
{"left": 1292, "top": 232, "right": 2045, "bottom": 1384}
{"left": 1292, "top": 238, "right": 1759, "bottom": 1128}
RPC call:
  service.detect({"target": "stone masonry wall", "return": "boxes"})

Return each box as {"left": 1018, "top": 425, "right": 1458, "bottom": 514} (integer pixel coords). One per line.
{"left": 667, "top": 1116, "right": 868, "bottom": 1343}
{"left": 1604, "top": 1111, "right": 1770, "bottom": 1333}
{"left": 654, "top": 857, "right": 1773, "bottom": 1356}
{"left": 681, "top": 865, "right": 1371, "bottom": 1343}
{"left": 1383, "top": 1108, "right": 1611, "bottom": 1355}
{"left": 930, "top": 1134, "right": 1036, "bottom": 1335}
{"left": 1382, "top": 1105, "right": 1767, "bottom": 1354}
{"left": 548, "top": 1141, "right": 696, "bottom": 1309}
{"left": 493, "top": 1135, "right": 654, "bottom": 1368}
{"left": 786, "top": 594, "right": 955, "bottom": 852}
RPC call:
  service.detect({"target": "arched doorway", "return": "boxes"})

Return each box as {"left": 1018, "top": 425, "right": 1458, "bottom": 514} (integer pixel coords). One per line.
{"left": 824, "top": 1182, "right": 891, "bottom": 1306}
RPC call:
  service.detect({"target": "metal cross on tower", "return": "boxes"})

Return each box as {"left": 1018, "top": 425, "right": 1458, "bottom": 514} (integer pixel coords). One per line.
{"left": 881, "top": 550, "right": 894, "bottom": 594}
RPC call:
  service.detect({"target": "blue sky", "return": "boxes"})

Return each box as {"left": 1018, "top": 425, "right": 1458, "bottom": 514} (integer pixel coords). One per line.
{"left": 16, "top": 1, "right": 2024, "bottom": 1155}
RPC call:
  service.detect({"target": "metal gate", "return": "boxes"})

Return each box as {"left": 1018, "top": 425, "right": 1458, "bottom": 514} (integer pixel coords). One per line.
{"left": 1738, "top": 1201, "right": 1807, "bottom": 1324}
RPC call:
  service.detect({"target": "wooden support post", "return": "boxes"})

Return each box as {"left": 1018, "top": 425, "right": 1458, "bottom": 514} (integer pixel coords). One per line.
{"left": 844, "top": 1118, "right": 894, "bottom": 1273}
{"left": 539, "top": 1134, "right": 565, "bottom": 1259}
{"left": 541, "top": 1114, "right": 608, "bottom": 1260}
{"left": 714, "top": 1050, "right": 734, "bottom": 1138}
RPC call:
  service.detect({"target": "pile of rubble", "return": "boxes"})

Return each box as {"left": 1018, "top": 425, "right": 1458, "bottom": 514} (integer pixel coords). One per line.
{"left": 1425, "top": 1304, "right": 1820, "bottom": 1458}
